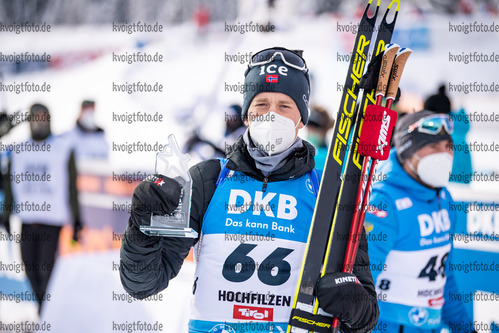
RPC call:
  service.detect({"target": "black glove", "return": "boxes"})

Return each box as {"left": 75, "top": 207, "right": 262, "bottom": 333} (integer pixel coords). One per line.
{"left": 0, "top": 111, "right": 14, "bottom": 138}
{"left": 359, "top": 52, "right": 383, "bottom": 92}
{"left": 359, "top": 52, "right": 401, "bottom": 103}
{"left": 315, "top": 272, "right": 374, "bottom": 329}
{"left": 126, "top": 174, "right": 181, "bottom": 245}
{"left": 0, "top": 214, "right": 10, "bottom": 235}
{"left": 72, "top": 218, "right": 82, "bottom": 243}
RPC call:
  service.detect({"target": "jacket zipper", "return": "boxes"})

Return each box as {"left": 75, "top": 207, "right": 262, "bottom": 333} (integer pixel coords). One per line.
{"left": 436, "top": 188, "right": 441, "bottom": 210}
{"left": 262, "top": 177, "right": 268, "bottom": 192}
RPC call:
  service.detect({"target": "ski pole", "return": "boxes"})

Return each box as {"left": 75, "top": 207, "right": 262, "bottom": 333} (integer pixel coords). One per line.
{"left": 331, "top": 45, "right": 410, "bottom": 333}
{"left": 342, "top": 44, "right": 399, "bottom": 274}
{"left": 356, "top": 48, "right": 412, "bottom": 234}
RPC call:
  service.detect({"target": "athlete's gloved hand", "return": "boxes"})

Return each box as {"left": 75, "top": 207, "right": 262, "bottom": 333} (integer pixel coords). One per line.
{"left": 125, "top": 174, "right": 181, "bottom": 246}
{"left": 315, "top": 272, "right": 374, "bottom": 329}
{"left": 72, "top": 217, "right": 83, "bottom": 243}
{"left": 359, "top": 52, "right": 401, "bottom": 102}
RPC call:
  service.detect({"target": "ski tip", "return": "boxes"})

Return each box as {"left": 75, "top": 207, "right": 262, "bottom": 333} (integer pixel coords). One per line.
{"left": 396, "top": 47, "right": 413, "bottom": 56}
{"left": 386, "top": 43, "right": 401, "bottom": 51}
{"left": 382, "top": 0, "right": 400, "bottom": 26}
{"left": 365, "top": 0, "right": 381, "bottom": 18}
{"left": 387, "top": 0, "right": 401, "bottom": 12}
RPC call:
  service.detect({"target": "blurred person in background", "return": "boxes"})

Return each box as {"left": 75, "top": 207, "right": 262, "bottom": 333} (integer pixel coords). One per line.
{"left": 222, "top": 104, "right": 246, "bottom": 144}
{"left": 424, "top": 85, "right": 451, "bottom": 115}
{"left": 193, "top": 4, "right": 210, "bottom": 37}
{"left": 184, "top": 104, "right": 246, "bottom": 162}
{"left": 424, "top": 85, "right": 472, "bottom": 184}
{"left": 447, "top": 106, "right": 472, "bottom": 184}
{"left": 304, "top": 105, "right": 334, "bottom": 170}
{"left": 2, "top": 103, "right": 82, "bottom": 313}
{"left": 68, "top": 99, "right": 109, "bottom": 161}
{"left": 366, "top": 110, "right": 475, "bottom": 333}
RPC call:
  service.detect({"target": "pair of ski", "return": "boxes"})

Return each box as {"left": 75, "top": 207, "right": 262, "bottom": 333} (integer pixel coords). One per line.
{"left": 288, "top": 0, "right": 411, "bottom": 332}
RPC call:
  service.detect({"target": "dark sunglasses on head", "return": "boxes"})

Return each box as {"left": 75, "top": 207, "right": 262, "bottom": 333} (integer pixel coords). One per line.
{"left": 248, "top": 47, "right": 308, "bottom": 73}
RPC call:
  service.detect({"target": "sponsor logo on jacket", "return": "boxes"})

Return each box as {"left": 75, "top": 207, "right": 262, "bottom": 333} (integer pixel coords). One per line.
{"left": 417, "top": 209, "right": 451, "bottom": 237}
{"left": 226, "top": 189, "right": 298, "bottom": 220}
{"left": 233, "top": 305, "right": 273, "bottom": 321}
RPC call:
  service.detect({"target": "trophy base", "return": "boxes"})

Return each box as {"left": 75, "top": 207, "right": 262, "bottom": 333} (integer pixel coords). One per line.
{"left": 139, "top": 226, "right": 198, "bottom": 238}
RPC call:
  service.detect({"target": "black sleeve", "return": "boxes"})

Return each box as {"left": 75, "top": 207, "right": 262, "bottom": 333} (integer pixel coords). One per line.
{"left": 342, "top": 228, "right": 380, "bottom": 333}
{"left": 0, "top": 158, "right": 13, "bottom": 232}
{"left": 67, "top": 150, "right": 81, "bottom": 228}
{"left": 188, "top": 159, "right": 221, "bottom": 241}
{"left": 120, "top": 159, "right": 221, "bottom": 299}
{"left": 120, "top": 224, "right": 194, "bottom": 299}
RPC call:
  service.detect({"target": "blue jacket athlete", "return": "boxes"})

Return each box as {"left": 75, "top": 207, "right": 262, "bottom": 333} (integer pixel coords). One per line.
{"left": 366, "top": 111, "right": 475, "bottom": 333}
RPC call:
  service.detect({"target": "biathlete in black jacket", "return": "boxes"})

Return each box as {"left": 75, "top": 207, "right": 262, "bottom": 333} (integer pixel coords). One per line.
{"left": 120, "top": 47, "right": 379, "bottom": 333}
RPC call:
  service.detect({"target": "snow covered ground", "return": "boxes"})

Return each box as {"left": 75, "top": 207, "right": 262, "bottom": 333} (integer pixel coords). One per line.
{"left": 42, "top": 249, "right": 195, "bottom": 333}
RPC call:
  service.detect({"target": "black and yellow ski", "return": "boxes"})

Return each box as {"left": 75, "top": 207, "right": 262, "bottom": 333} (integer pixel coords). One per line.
{"left": 288, "top": 1, "right": 401, "bottom": 332}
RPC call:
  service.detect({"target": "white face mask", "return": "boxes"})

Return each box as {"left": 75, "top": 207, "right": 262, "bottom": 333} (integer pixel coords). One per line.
{"left": 411, "top": 152, "right": 453, "bottom": 188}
{"left": 249, "top": 112, "right": 300, "bottom": 156}
{"left": 79, "top": 111, "right": 97, "bottom": 130}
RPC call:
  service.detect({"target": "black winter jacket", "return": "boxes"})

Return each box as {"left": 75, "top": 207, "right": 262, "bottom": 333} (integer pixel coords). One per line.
{"left": 120, "top": 136, "right": 379, "bottom": 332}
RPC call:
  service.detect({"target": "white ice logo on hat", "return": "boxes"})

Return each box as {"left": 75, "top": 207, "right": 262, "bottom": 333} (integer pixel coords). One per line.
{"left": 259, "top": 64, "right": 288, "bottom": 76}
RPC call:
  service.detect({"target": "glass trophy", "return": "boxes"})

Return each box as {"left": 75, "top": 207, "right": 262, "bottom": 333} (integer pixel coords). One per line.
{"left": 139, "top": 134, "right": 198, "bottom": 238}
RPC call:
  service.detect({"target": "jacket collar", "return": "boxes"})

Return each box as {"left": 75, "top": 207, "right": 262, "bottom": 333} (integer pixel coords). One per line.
{"left": 225, "top": 135, "right": 316, "bottom": 182}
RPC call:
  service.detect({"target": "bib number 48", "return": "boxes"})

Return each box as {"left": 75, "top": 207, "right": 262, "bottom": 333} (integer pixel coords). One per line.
{"left": 418, "top": 252, "right": 449, "bottom": 281}
{"left": 222, "top": 244, "right": 294, "bottom": 286}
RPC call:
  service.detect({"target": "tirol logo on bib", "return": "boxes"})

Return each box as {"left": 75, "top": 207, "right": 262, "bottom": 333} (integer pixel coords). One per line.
{"left": 233, "top": 305, "right": 273, "bottom": 321}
